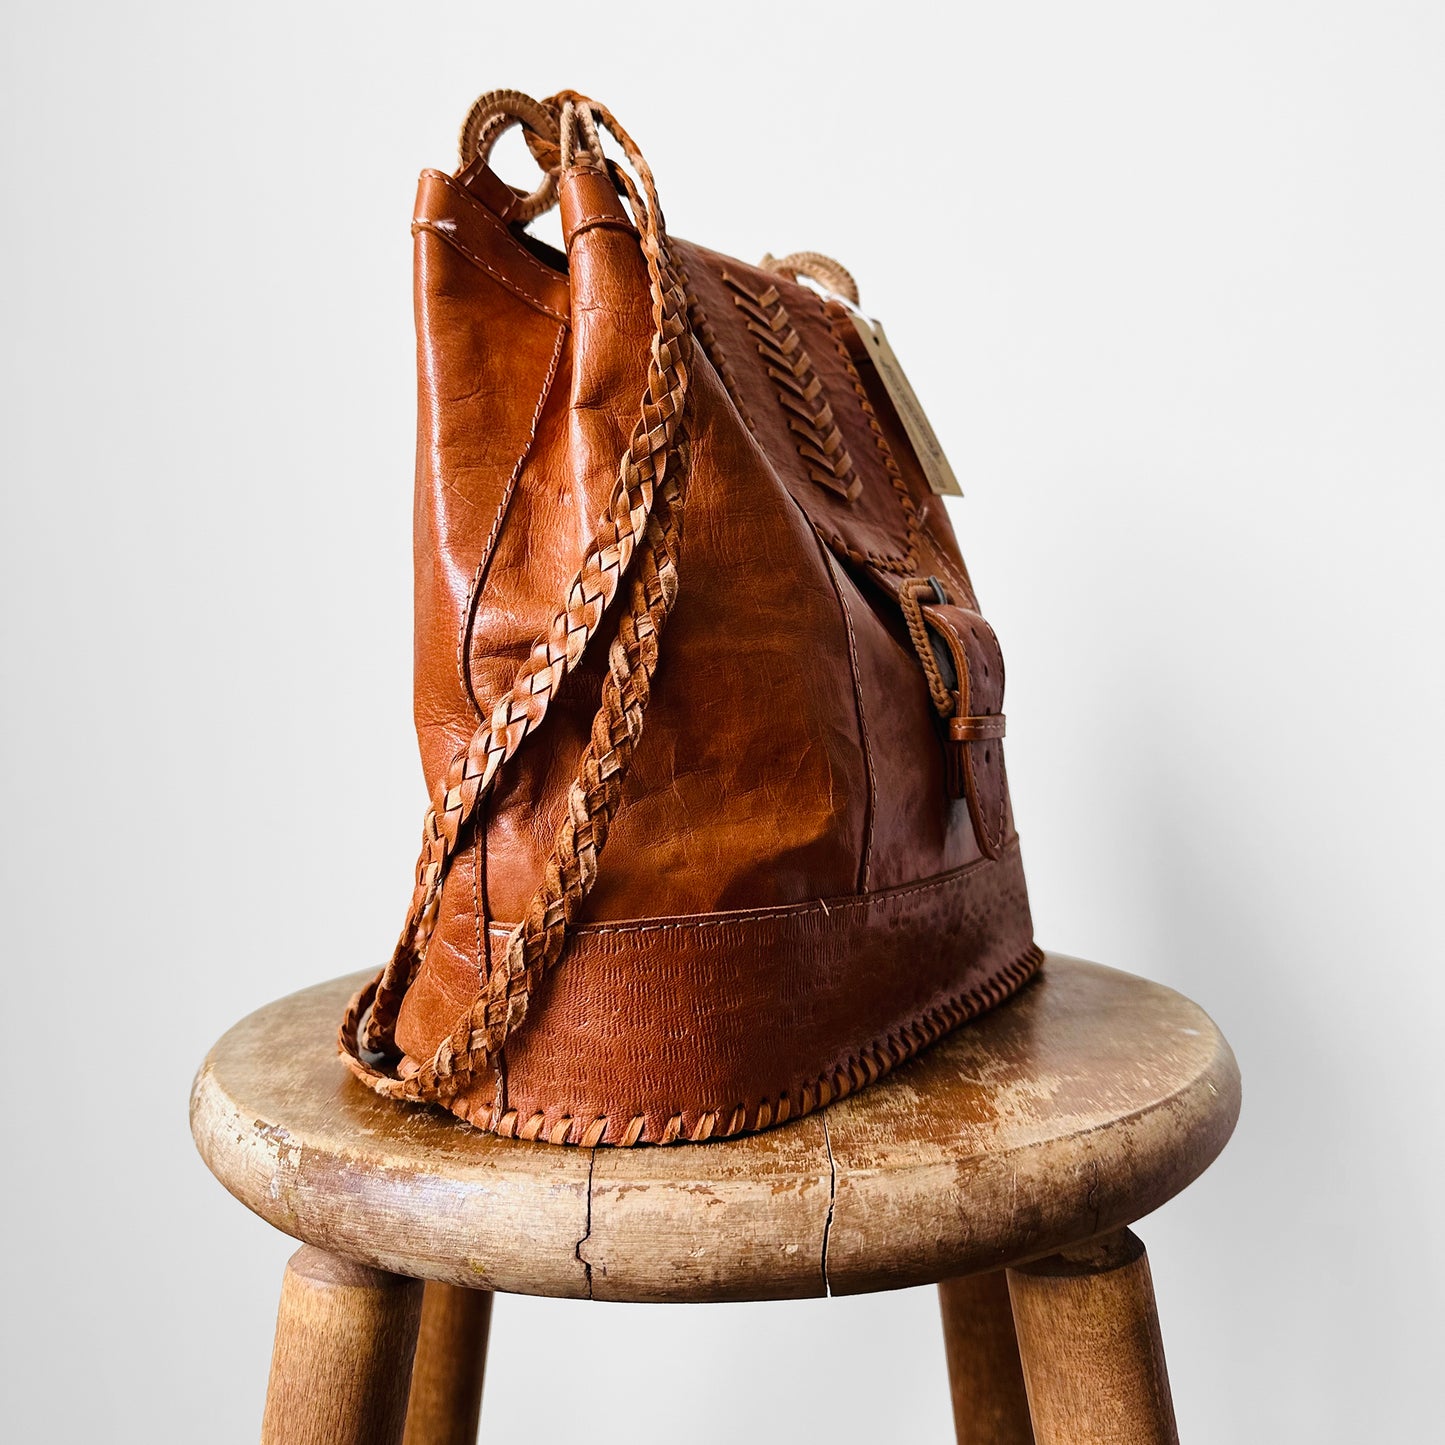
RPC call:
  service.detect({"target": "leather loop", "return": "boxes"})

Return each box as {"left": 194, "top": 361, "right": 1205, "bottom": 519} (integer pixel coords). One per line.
{"left": 559, "top": 168, "right": 633, "bottom": 244}
{"left": 456, "top": 89, "right": 561, "bottom": 223}
{"left": 760, "top": 250, "right": 861, "bottom": 305}
{"left": 950, "top": 714, "right": 1006, "bottom": 742}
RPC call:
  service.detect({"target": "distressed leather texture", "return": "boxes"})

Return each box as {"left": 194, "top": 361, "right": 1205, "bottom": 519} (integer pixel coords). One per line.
{"left": 385, "top": 130, "right": 1038, "bottom": 1144}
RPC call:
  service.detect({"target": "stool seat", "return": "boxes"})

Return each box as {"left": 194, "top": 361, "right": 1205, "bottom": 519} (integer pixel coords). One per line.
{"left": 191, "top": 954, "right": 1238, "bottom": 1305}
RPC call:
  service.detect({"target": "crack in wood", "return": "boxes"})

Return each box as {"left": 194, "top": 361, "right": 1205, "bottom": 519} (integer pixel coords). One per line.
{"left": 576, "top": 1147, "right": 596, "bottom": 1299}
{"left": 820, "top": 1115, "right": 838, "bottom": 1297}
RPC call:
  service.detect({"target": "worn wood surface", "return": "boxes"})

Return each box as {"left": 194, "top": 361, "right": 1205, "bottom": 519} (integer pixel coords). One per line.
{"left": 260, "top": 1245, "right": 422, "bottom": 1445}
{"left": 939, "top": 1272, "right": 1035, "bottom": 1444}
{"left": 1008, "top": 1229, "right": 1179, "bottom": 1445}
{"left": 402, "top": 1283, "right": 492, "bottom": 1445}
{"left": 191, "top": 954, "right": 1239, "bottom": 1302}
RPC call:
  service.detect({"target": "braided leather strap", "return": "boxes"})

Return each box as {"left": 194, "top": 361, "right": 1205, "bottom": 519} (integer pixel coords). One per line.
{"left": 340, "top": 455, "right": 688, "bottom": 1105}
{"left": 341, "top": 95, "right": 695, "bottom": 1107}
{"left": 358, "top": 95, "right": 688, "bottom": 1055}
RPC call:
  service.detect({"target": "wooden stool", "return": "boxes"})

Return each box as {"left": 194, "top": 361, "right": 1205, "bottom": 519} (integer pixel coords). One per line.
{"left": 191, "top": 954, "right": 1238, "bottom": 1444}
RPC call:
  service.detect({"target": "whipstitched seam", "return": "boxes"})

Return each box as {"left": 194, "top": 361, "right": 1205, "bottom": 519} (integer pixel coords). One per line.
{"left": 466, "top": 943, "right": 1044, "bottom": 1147}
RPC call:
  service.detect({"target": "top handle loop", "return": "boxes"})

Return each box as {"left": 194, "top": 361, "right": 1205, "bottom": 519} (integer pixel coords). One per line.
{"left": 457, "top": 88, "right": 562, "bottom": 222}
{"left": 761, "top": 250, "right": 861, "bottom": 306}
{"left": 454, "top": 89, "right": 665, "bottom": 242}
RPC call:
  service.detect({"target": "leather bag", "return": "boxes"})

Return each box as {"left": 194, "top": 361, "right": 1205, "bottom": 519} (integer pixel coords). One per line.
{"left": 340, "top": 90, "right": 1041, "bottom": 1146}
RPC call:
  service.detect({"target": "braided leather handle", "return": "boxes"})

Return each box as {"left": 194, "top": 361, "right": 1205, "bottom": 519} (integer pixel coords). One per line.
{"left": 340, "top": 95, "right": 694, "bottom": 1115}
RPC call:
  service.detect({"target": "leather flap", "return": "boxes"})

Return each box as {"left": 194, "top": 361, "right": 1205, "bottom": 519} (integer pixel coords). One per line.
{"left": 674, "top": 243, "right": 926, "bottom": 570}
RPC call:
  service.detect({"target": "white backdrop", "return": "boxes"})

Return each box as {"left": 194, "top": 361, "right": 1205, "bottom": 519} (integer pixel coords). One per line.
{"left": 4, "top": 3, "right": 1442, "bottom": 1440}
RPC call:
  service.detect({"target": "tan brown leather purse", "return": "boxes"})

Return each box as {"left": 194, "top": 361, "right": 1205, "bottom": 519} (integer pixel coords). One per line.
{"left": 340, "top": 89, "right": 1041, "bottom": 1146}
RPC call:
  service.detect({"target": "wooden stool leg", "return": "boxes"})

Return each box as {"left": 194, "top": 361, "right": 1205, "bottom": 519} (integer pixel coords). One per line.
{"left": 403, "top": 1284, "right": 494, "bottom": 1445}
{"left": 260, "top": 1245, "right": 424, "bottom": 1445}
{"left": 938, "top": 1272, "right": 1036, "bottom": 1443}
{"left": 1006, "top": 1229, "right": 1178, "bottom": 1445}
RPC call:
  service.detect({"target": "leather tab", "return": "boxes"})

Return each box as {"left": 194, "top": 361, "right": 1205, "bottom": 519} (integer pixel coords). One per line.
{"left": 560, "top": 168, "right": 634, "bottom": 244}
{"left": 921, "top": 602, "right": 1011, "bottom": 859}
{"left": 949, "top": 714, "right": 1006, "bottom": 742}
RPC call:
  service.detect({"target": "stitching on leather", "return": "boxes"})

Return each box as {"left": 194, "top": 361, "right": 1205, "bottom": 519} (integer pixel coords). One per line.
{"left": 426, "top": 170, "right": 573, "bottom": 297}
{"left": 473, "top": 828, "right": 485, "bottom": 979}
{"left": 415, "top": 221, "right": 570, "bottom": 322}
{"left": 824, "top": 534, "right": 910, "bottom": 572}
{"left": 813, "top": 295, "right": 922, "bottom": 571}
{"left": 677, "top": 256, "right": 756, "bottom": 430}
{"left": 953, "top": 613, "right": 1005, "bottom": 857}
{"left": 965, "top": 746, "right": 1002, "bottom": 857}
{"left": 933, "top": 550, "right": 975, "bottom": 609}
{"left": 564, "top": 210, "right": 638, "bottom": 236}
{"left": 456, "top": 321, "right": 569, "bottom": 717}
{"left": 926, "top": 530, "right": 975, "bottom": 608}
{"left": 913, "top": 504, "right": 975, "bottom": 608}
{"left": 480, "top": 839, "right": 1020, "bottom": 939}
{"left": 721, "top": 270, "right": 861, "bottom": 503}
{"left": 472, "top": 816, "right": 507, "bottom": 1116}
{"left": 819, "top": 540, "right": 876, "bottom": 892}
{"left": 462, "top": 942, "right": 1044, "bottom": 1145}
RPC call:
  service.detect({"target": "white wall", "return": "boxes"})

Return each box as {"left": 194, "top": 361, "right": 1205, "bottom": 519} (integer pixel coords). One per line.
{"left": 4, "top": 3, "right": 1441, "bottom": 1440}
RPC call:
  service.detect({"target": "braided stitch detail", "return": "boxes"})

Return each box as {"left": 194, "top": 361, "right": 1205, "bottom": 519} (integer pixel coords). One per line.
{"left": 721, "top": 270, "right": 862, "bottom": 503}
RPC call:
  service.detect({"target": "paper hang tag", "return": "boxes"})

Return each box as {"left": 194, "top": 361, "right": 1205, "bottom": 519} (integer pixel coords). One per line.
{"left": 845, "top": 310, "right": 964, "bottom": 498}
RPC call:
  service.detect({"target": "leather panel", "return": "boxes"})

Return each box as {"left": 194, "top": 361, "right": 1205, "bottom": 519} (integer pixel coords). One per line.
{"left": 415, "top": 843, "right": 1035, "bottom": 1143}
